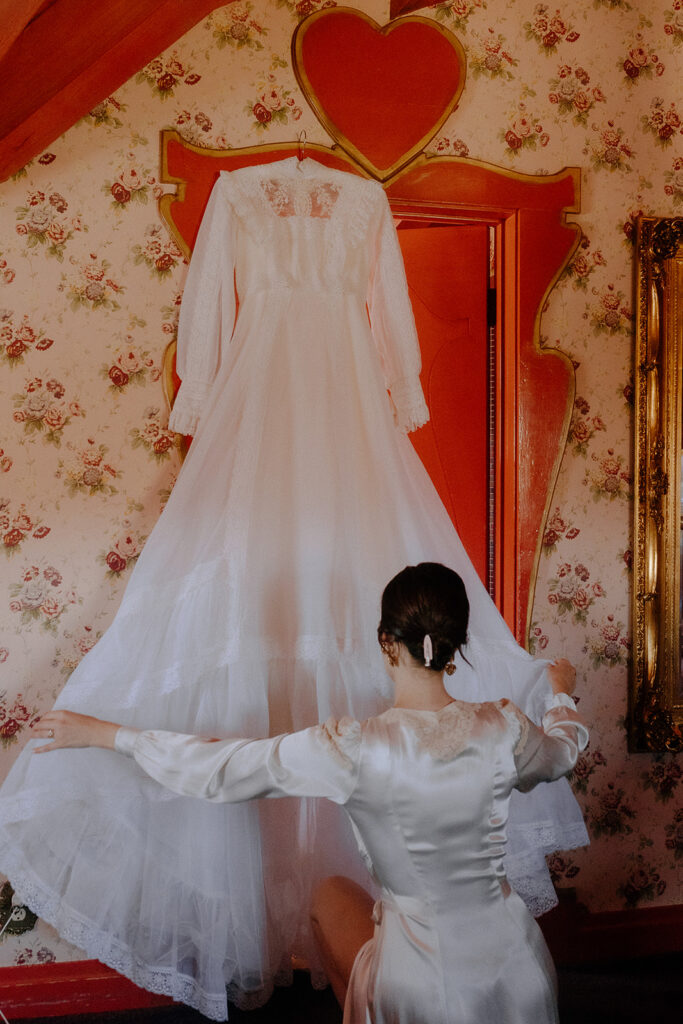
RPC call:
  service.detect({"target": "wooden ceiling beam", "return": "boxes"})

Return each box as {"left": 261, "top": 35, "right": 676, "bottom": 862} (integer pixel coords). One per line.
{"left": 0, "top": 0, "right": 225, "bottom": 182}
{"left": 0, "top": 0, "right": 51, "bottom": 64}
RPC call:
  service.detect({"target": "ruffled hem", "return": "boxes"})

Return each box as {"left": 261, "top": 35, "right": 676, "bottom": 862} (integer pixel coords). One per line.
{"left": 1, "top": 857, "right": 237, "bottom": 1021}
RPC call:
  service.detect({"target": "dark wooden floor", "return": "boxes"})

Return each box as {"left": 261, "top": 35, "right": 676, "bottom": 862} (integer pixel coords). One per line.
{"left": 17, "top": 954, "right": 683, "bottom": 1023}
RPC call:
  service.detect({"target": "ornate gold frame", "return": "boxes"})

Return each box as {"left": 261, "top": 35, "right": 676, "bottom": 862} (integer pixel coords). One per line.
{"left": 631, "top": 216, "right": 683, "bottom": 752}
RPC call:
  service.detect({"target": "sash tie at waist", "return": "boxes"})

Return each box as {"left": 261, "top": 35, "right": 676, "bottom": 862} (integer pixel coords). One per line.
{"left": 372, "top": 892, "right": 436, "bottom": 955}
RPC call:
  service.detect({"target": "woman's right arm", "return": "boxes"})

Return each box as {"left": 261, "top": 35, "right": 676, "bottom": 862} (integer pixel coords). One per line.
{"left": 33, "top": 710, "right": 360, "bottom": 806}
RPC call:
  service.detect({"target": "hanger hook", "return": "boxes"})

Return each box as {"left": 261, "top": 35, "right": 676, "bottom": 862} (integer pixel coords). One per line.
{"left": 297, "top": 129, "right": 307, "bottom": 162}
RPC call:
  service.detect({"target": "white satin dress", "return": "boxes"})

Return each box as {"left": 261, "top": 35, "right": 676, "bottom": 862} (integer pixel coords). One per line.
{"left": 114, "top": 692, "right": 588, "bottom": 1024}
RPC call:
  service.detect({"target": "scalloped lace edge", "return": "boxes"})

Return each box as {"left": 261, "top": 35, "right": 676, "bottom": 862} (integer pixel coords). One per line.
{"left": 0, "top": 854, "right": 276, "bottom": 1021}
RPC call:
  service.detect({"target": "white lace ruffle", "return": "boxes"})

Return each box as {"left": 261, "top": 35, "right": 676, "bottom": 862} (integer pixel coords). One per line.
{"left": 389, "top": 376, "right": 430, "bottom": 433}
{"left": 3, "top": 857, "right": 236, "bottom": 1021}
{"left": 168, "top": 380, "right": 207, "bottom": 435}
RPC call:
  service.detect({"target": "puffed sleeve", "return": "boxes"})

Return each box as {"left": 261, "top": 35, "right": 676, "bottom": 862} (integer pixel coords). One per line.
{"left": 168, "top": 176, "right": 237, "bottom": 436}
{"left": 499, "top": 694, "right": 589, "bottom": 793}
{"left": 367, "top": 190, "right": 430, "bottom": 434}
{"left": 114, "top": 717, "right": 361, "bottom": 805}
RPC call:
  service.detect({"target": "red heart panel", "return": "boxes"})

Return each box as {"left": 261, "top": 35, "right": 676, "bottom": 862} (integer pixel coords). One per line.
{"left": 292, "top": 9, "right": 466, "bottom": 181}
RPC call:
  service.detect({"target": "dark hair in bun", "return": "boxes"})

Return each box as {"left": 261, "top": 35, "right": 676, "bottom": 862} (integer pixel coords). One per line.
{"left": 377, "top": 563, "right": 470, "bottom": 672}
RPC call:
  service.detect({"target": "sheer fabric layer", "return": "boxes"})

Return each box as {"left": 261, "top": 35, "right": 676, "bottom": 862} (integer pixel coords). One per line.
{"left": 0, "top": 159, "right": 587, "bottom": 1019}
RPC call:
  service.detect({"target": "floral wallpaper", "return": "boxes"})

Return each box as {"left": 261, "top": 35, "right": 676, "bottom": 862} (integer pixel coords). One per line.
{"left": 0, "top": 0, "right": 681, "bottom": 966}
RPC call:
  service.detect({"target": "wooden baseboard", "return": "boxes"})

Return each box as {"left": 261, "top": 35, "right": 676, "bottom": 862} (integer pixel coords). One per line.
{"left": 0, "top": 960, "right": 174, "bottom": 1019}
{"left": 540, "top": 895, "right": 683, "bottom": 965}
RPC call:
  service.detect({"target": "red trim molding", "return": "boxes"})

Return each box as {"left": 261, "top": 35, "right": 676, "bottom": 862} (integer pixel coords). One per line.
{"left": 0, "top": 960, "right": 173, "bottom": 1019}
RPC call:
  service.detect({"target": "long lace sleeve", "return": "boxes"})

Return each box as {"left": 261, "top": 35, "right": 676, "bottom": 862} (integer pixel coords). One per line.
{"left": 499, "top": 693, "right": 589, "bottom": 794}
{"left": 114, "top": 717, "right": 361, "bottom": 805}
{"left": 367, "top": 193, "right": 430, "bottom": 434}
{"left": 168, "top": 177, "right": 237, "bottom": 435}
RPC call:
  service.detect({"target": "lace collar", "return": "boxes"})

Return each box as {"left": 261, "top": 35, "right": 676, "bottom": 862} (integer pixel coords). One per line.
{"left": 385, "top": 700, "right": 483, "bottom": 762}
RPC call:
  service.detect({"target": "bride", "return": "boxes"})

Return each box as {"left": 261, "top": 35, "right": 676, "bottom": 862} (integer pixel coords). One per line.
{"left": 32, "top": 563, "right": 587, "bottom": 1024}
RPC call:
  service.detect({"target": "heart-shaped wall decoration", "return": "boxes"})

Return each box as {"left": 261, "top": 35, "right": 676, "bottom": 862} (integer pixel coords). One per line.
{"left": 292, "top": 8, "right": 466, "bottom": 182}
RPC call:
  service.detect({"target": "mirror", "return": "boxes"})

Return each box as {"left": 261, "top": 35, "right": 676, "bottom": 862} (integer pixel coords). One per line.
{"left": 630, "top": 216, "right": 683, "bottom": 752}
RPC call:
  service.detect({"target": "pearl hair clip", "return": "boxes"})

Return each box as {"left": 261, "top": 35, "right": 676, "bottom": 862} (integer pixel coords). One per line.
{"left": 423, "top": 633, "right": 433, "bottom": 667}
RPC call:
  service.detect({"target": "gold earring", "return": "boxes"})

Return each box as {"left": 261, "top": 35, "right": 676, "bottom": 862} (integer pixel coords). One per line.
{"left": 380, "top": 639, "right": 399, "bottom": 667}
{"left": 444, "top": 662, "right": 456, "bottom": 676}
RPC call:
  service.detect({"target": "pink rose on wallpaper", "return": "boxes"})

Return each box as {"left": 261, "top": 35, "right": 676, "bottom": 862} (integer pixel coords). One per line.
{"left": 115, "top": 535, "right": 138, "bottom": 559}
{"left": 547, "top": 852, "right": 580, "bottom": 881}
{"left": 57, "top": 441, "right": 119, "bottom": 497}
{"left": 5, "top": 339, "right": 25, "bottom": 359}
{"left": 663, "top": 157, "right": 683, "bottom": 206}
{"left": 111, "top": 182, "right": 131, "bottom": 204}
{"left": 106, "top": 551, "right": 127, "bottom": 574}
{"left": 570, "top": 418, "right": 590, "bottom": 444}
{"left": 153, "top": 434, "right": 174, "bottom": 454}
{"left": 528, "top": 624, "right": 549, "bottom": 655}
{"left": 61, "top": 254, "right": 123, "bottom": 312}
{"left": 254, "top": 102, "right": 272, "bottom": 124}
{"left": 641, "top": 98, "right": 683, "bottom": 147}
{"left": 102, "top": 341, "right": 156, "bottom": 392}
{"left": 155, "top": 253, "right": 175, "bottom": 272}
{"left": 41, "top": 597, "right": 61, "bottom": 618}
{"left": 108, "top": 366, "right": 129, "bottom": 387}
{"left": 618, "top": 863, "right": 665, "bottom": 908}
{"left": 131, "top": 407, "right": 177, "bottom": 462}
{"left": 502, "top": 104, "right": 547, "bottom": 154}
{"left": 101, "top": 522, "right": 146, "bottom": 579}
{"left": 117, "top": 351, "right": 141, "bottom": 374}
{"left": 524, "top": 4, "right": 579, "bottom": 53}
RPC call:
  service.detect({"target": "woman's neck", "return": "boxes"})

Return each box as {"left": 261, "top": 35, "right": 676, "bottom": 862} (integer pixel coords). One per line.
{"left": 391, "top": 661, "right": 453, "bottom": 711}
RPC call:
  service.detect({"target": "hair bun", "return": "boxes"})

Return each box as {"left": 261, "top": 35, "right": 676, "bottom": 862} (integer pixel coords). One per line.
{"left": 378, "top": 563, "right": 470, "bottom": 673}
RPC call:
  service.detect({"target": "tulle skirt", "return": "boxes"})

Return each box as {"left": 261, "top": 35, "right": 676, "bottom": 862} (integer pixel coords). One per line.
{"left": 0, "top": 291, "right": 587, "bottom": 1019}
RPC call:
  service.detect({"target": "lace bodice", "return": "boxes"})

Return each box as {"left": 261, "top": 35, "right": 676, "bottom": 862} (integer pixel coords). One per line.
{"left": 168, "top": 157, "right": 429, "bottom": 436}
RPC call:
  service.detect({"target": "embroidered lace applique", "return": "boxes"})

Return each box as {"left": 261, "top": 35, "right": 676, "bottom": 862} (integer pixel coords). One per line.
{"left": 496, "top": 698, "right": 530, "bottom": 756}
{"left": 395, "top": 702, "right": 483, "bottom": 762}
{"left": 319, "top": 715, "right": 361, "bottom": 769}
{"left": 261, "top": 179, "right": 340, "bottom": 219}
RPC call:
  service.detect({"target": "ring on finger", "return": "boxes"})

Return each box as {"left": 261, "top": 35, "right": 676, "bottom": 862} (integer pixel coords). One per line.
{"left": 48, "top": 728, "right": 54, "bottom": 738}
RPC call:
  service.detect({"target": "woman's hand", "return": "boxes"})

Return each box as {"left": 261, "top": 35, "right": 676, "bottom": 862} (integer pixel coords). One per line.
{"left": 547, "top": 658, "right": 577, "bottom": 696}
{"left": 32, "top": 710, "right": 119, "bottom": 753}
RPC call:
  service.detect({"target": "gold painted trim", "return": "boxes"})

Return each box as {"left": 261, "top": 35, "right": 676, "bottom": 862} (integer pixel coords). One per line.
{"left": 291, "top": 8, "right": 467, "bottom": 183}
{"left": 631, "top": 216, "right": 683, "bottom": 752}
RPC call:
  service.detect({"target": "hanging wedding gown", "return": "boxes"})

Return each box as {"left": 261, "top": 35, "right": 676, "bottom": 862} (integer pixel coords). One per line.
{"left": 0, "top": 158, "right": 587, "bottom": 1020}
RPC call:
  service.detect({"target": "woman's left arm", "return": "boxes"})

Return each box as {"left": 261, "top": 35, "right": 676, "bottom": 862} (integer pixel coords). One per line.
{"left": 500, "top": 694, "right": 589, "bottom": 793}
